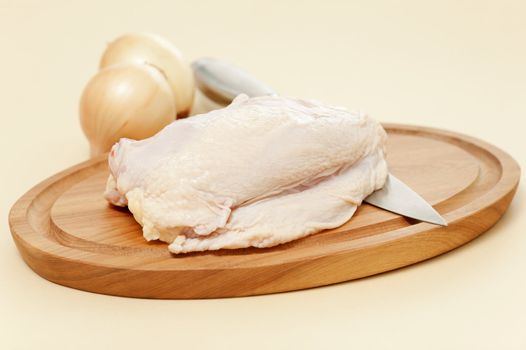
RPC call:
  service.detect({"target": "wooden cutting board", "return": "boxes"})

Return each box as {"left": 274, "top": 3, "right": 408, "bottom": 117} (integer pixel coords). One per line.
{"left": 9, "top": 124, "right": 520, "bottom": 299}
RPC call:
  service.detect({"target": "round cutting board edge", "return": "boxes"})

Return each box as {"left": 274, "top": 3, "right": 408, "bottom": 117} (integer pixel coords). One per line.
{"left": 8, "top": 124, "right": 521, "bottom": 298}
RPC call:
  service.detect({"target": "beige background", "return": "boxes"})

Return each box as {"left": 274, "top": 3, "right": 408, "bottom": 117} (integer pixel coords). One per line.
{"left": 1, "top": 0, "right": 525, "bottom": 349}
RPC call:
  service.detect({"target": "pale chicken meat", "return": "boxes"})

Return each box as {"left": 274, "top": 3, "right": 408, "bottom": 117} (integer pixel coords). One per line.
{"left": 105, "top": 94, "right": 388, "bottom": 254}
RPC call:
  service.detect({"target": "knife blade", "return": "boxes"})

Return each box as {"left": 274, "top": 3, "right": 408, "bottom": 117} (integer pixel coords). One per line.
{"left": 364, "top": 173, "right": 447, "bottom": 226}
{"left": 192, "top": 58, "right": 448, "bottom": 226}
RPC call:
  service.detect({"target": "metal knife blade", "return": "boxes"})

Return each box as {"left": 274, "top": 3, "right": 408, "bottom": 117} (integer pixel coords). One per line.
{"left": 364, "top": 173, "right": 447, "bottom": 226}
{"left": 192, "top": 58, "right": 448, "bottom": 226}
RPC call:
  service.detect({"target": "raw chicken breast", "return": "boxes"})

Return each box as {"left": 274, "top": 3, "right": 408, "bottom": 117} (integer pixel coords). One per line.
{"left": 105, "top": 94, "right": 388, "bottom": 254}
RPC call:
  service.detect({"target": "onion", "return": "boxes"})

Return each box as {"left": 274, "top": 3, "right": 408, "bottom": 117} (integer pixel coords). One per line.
{"left": 79, "top": 63, "right": 175, "bottom": 156}
{"left": 99, "top": 33, "right": 195, "bottom": 117}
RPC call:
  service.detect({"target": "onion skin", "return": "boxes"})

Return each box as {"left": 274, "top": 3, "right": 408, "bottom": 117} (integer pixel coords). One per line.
{"left": 99, "top": 33, "right": 195, "bottom": 118}
{"left": 79, "top": 63, "right": 176, "bottom": 156}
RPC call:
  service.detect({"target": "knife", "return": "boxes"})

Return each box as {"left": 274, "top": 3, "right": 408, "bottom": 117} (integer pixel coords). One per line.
{"left": 192, "top": 58, "right": 448, "bottom": 226}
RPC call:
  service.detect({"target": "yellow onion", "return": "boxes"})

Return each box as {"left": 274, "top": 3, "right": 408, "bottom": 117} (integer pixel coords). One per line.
{"left": 79, "top": 63, "right": 175, "bottom": 156}
{"left": 99, "top": 32, "right": 195, "bottom": 117}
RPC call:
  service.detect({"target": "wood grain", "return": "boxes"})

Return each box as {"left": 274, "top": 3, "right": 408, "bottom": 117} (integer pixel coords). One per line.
{"left": 9, "top": 124, "right": 520, "bottom": 298}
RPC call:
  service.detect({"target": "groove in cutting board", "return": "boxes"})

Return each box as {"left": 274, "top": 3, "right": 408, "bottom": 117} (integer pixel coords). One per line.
{"left": 9, "top": 124, "right": 520, "bottom": 298}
